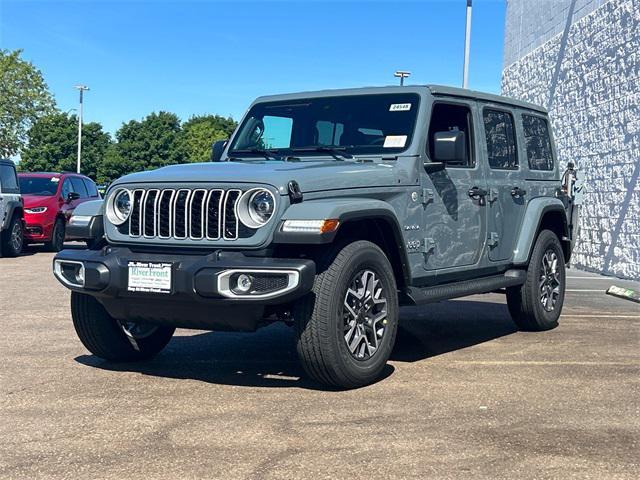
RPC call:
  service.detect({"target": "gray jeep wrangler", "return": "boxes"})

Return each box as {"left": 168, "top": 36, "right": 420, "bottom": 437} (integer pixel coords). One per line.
{"left": 0, "top": 159, "right": 24, "bottom": 257}
{"left": 53, "top": 86, "right": 581, "bottom": 388}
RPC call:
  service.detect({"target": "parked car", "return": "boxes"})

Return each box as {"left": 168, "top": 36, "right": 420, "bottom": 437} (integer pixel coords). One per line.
{"left": 18, "top": 172, "right": 101, "bottom": 251}
{"left": 0, "top": 159, "right": 24, "bottom": 257}
{"left": 53, "top": 85, "right": 581, "bottom": 388}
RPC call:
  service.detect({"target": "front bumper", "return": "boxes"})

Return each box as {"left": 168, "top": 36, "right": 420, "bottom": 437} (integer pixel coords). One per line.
{"left": 53, "top": 247, "right": 315, "bottom": 331}
{"left": 24, "top": 221, "right": 53, "bottom": 242}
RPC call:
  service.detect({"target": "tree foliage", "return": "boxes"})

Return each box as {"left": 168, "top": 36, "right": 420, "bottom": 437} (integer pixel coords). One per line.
{"left": 97, "top": 111, "right": 185, "bottom": 183}
{"left": 19, "top": 112, "right": 111, "bottom": 180}
{"left": 182, "top": 115, "right": 237, "bottom": 163}
{"left": 0, "top": 49, "right": 56, "bottom": 157}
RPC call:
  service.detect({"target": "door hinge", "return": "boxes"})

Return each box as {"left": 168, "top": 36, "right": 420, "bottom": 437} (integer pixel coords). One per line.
{"left": 488, "top": 232, "right": 499, "bottom": 247}
{"left": 421, "top": 188, "right": 434, "bottom": 205}
{"left": 423, "top": 237, "right": 436, "bottom": 255}
{"left": 488, "top": 188, "right": 499, "bottom": 203}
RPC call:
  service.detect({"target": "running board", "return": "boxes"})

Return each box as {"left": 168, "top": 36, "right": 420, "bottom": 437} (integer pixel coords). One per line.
{"left": 405, "top": 269, "right": 526, "bottom": 305}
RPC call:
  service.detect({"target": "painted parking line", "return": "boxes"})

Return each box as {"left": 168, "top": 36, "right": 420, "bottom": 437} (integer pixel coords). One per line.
{"left": 561, "top": 314, "right": 640, "bottom": 318}
{"left": 567, "top": 276, "right": 630, "bottom": 280}
{"left": 451, "top": 361, "right": 637, "bottom": 366}
{"left": 566, "top": 289, "right": 607, "bottom": 292}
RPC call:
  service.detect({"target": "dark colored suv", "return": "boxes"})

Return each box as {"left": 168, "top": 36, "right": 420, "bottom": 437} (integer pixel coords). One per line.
{"left": 18, "top": 172, "right": 100, "bottom": 251}
{"left": 0, "top": 159, "right": 24, "bottom": 257}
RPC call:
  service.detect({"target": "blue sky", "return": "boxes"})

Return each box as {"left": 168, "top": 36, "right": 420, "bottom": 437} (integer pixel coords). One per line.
{"left": 1, "top": 0, "right": 506, "bottom": 136}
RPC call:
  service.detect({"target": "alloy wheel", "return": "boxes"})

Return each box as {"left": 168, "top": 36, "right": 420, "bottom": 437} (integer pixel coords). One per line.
{"left": 539, "top": 250, "right": 561, "bottom": 312}
{"left": 10, "top": 221, "right": 22, "bottom": 253}
{"left": 342, "top": 269, "right": 388, "bottom": 360}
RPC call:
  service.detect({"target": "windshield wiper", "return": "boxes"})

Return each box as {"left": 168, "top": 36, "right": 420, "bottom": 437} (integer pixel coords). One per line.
{"left": 231, "top": 148, "right": 284, "bottom": 161}
{"left": 290, "top": 146, "right": 353, "bottom": 161}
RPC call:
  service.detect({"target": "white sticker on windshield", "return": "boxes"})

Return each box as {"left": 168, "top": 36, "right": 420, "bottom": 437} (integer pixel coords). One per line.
{"left": 51, "top": 177, "right": 60, "bottom": 182}
{"left": 383, "top": 135, "right": 407, "bottom": 148}
{"left": 389, "top": 103, "right": 411, "bottom": 112}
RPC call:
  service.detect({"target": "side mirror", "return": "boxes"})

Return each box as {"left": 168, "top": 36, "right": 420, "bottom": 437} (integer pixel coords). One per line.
{"left": 433, "top": 129, "right": 467, "bottom": 165}
{"left": 67, "top": 192, "right": 80, "bottom": 202}
{"left": 211, "top": 140, "right": 228, "bottom": 162}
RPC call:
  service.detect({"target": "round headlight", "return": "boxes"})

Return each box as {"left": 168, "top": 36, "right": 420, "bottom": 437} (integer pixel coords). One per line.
{"left": 106, "top": 189, "right": 132, "bottom": 225}
{"left": 237, "top": 188, "right": 276, "bottom": 228}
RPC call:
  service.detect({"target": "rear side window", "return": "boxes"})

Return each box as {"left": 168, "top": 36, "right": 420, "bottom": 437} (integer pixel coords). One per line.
{"left": 83, "top": 178, "right": 99, "bottom": 197}
{"left": 522, "top": 114, "right": 554, "bottom": 171}
{"left": 483, "top": 109, "right": 518, "bottom": 170}
{"left": 0, "top": 164, "right": 19, "bottom": 193}
{"left": 70, "top": 177, "right": 88, "bottom": 197}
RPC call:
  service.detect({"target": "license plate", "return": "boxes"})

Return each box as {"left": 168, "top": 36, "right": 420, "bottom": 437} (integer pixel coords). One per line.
{"left": 127, "top": 261, "right": 172, "bottom": 294}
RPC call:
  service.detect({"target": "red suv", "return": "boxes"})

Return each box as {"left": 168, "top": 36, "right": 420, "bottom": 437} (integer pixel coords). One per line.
{"left": 18, "top": 172, "right": 101, "bottom": 251}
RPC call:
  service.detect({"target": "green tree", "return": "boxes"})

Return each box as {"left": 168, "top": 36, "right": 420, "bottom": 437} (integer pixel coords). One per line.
{"left": 97, "top": 111, "right": 184, "bottom": 183}
{"left": 182, "top": 115, "right": 237, "bottom": 163}
{"left": 19, "top": 112, "right": 111, "bottom": 180}
{"left": 0, "top": 49, "right": 56, "bottom": 157}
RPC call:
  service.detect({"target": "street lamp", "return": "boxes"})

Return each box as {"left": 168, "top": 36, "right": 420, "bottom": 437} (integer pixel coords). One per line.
{"left": 394, "top": 71, "right": 411, "bottom": 86}
{"left": 74, "top": 85, "right": 90, "bottom": 174}
{"left": 462, "top": 0, "right": 473, "bottom": 89}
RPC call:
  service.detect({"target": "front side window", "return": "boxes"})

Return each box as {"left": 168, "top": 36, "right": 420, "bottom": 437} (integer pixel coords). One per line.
{"left": 61, "top": 179, "right": 73, "bottom": 198}
{"left": 70, "top": 177, "right": 88, "bottom": 197}
{"left": 483, "top": 109, "right": 518, "bottom": 170}
{"left": 427, "top": 103, "right": 474, "bottom": 168}
{"left": 0, "top": 165, "right": 19, "bottom": 193}
{"left": 229, "top": 93, "right": 420, "bottom": 157}
{"left": 522, "top": 114, "right": 554, "bottom": 171}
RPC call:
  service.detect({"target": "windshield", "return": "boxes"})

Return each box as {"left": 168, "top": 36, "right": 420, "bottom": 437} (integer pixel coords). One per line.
{"left": 18, "top": 176, "right": 60, "bottom": 196}
{"left": 229, "top": 93, "right": 420, "bottom": 158}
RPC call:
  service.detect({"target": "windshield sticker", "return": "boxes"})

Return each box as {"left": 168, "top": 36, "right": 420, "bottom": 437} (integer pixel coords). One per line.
{"left": 51, "top": 177, "right": 60, "bottom": 182}
{"left": 383, "top": 135, "right": 407, "bottom": 148}
{"left": 389, "top": 103, "right": 411, "bottom": 112}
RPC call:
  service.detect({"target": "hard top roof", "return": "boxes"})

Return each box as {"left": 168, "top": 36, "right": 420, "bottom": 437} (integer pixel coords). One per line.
{"left": 253, "top": 84, "right": 547, "bottom": 114}
{"left": 17, "top": 172, "right": 85, "bottom": 178}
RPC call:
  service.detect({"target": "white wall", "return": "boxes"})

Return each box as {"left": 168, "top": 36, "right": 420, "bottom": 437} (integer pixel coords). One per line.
{"left": 502, "top": 0, "right": 640, "bottom": 280}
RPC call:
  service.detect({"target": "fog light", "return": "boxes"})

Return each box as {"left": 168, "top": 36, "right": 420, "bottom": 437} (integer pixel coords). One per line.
{"left": 235, "top": 273, "right": 253, "bottom": 293}
{"left": 53, "top": 260, "right": 85, "bottom": 288}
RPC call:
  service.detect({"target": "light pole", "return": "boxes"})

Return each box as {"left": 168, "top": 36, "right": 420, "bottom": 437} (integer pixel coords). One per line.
{"left": 394, "top": 71, "right": 411, "bottom": 86}
{"left": 462, "top": 0, "right": 472, "bottom": 89}
{"left": 74, "top": 85, "right": 90, "bottom": 174}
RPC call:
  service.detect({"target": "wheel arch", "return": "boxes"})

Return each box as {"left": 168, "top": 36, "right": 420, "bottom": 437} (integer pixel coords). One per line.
{"left": 513, "top": 198, "right": 571, "bottom": 265}
{"left": 274, "top": 199, "right": 411, "bottom": 290}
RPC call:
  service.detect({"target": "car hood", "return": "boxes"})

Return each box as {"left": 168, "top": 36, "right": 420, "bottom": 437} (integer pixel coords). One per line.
{"left": 112, "top": 160, "right": 405, "bottom": 193}
{"left": 22, "top": 194, "right": 57, "bottom": 208}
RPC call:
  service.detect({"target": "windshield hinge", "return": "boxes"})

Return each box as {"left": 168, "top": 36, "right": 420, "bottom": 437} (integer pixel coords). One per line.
{"left": 421, "top": 188, "right": 434, "bottom": 206}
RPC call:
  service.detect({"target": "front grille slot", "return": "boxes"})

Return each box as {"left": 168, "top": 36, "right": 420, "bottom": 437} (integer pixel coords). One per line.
{"left": 189, "top": 190, "right": 207, "bottom": 239}
{"left": 124, "top": 187, "right": 256, "bottom": 242}
{"left": 143, "top": 190, "right": 159, "bottom": 237}
{"left": 223, "top": 190, "right": 241, "bottom": 240}
{"left": 129, "top": 190, "right": 144, "bottom": 237}
{"left": 206, "top": 190, "right": 223, "bottom": 239}
{"left": 174, "top": 190, "right": 190, "bottom": 239}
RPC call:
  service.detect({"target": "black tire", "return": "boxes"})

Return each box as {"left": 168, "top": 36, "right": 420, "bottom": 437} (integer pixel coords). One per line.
{"left": 0, "top": 214, "right": 23, "bottom": 257}
{"left": 507, "top": 229, "right": 566, "bottom": 331}
{"left": 294, "top": 240, "right": 399, "bottom": 389}
{"left": 45, "top": 218, "right": 65, "bottom": 252}
{"left": 71, "top": 292, "right": 175, "bottom": 361}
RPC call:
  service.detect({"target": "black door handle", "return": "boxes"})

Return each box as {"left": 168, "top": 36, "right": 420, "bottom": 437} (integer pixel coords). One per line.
{"left": 511, "top": 187, "right": 527, "bottom": 198}
{"left": 468, "top": 186, "right": 488, "bottom": 199}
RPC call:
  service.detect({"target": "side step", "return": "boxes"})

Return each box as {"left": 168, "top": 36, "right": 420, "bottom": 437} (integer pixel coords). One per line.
{"left": 405, "top": 269, "right": 526, "bottom": 305}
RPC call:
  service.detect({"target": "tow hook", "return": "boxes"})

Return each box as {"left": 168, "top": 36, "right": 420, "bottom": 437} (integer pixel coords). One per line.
{"left": 119, "top": 322, "right": 141, "bottom": 352}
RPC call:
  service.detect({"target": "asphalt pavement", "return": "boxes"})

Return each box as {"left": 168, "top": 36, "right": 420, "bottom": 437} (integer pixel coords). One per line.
{"left": 1, "top": 246, "right": 638, "bottom": 479}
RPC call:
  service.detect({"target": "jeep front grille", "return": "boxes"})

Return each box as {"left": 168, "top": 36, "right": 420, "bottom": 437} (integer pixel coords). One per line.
{"left": 124, "top": 188, "right": 250, "bottom": 241}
